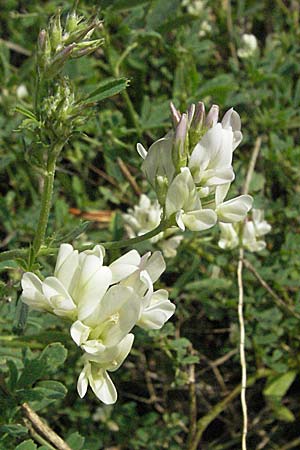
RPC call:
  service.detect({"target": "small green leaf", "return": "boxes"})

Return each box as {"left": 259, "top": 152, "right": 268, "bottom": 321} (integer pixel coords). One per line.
{"left": 15, "top": 106, "right": 38, "bottom": 122}
{"left": 7, "top": 359, "right": 19, "bottom": 390}
{"left": 0, "top": 424, "right": 28, "bottom": 437}
{"left": 66, "top": 431, "right": 85, "bottom": 450}
{"left": 39, "top": 342, "right": 68, "bottom": 373}
{"left": 15, "top": 439, "right": 37, "bottom": 450}
{"left": 264, "top": 371, "right": 297, "bottom": 399}
{"left": 85, "top": 78, "right": 129, "bottom": 102}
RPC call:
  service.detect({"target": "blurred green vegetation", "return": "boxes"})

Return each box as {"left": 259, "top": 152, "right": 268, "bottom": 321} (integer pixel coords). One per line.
{"left": 1, "top": 0, "right": 300, "bottom": 449}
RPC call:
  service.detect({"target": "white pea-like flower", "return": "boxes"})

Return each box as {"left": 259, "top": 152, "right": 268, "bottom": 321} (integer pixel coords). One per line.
{"left": 218, "top": 209, "right": 271, "bottom": 252}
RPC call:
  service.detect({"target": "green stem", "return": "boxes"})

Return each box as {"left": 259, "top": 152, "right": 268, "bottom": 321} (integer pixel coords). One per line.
{"left": 101, "top": 219, "right": 172, "bottom": 249}
{"left": 32, "top": 143, "right": 63, "bottom": 260}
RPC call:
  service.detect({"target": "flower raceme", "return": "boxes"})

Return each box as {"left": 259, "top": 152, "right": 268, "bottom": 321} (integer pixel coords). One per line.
{"left": 137, "top": 101, "right": 253, "bottom": 232}
{"left": 21, "top": 244, "right": 175, "bottom": 404}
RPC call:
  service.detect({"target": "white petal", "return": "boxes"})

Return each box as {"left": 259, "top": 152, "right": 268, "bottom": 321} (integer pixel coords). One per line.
{"left": 142, "top": 136, "right": 175, "bottom": 187}
{"left": 90, "top": 368, "right": 117, "bottom": 404}
{"left": 176, "top": 211, "right": 185, "bottom": 231}
{"left": 21, "top": 272, "right": 51, "bottom": 312}
{"left": 54, "top": 244, "right": 79, "bottom": 292}
{"left": 77, "top": 364, "right": 89, "bottom": 398}
{"left": 108, "top": 333, "right": 135, "bottom": 372}
{"left": 109, "top": 250, "right": 141, "bottom": 284}
{"left": 142, "top": 251, "right": 166, "bottom": 283}
{"left": 216, "top": 195, "right": 253, "bottom": 223}
{"left": 138, "top": 290, "right": 175, "bottom": 330}
{"left": 42, "top": 276, "right": 76, "bottom": 317}
{"left": 70, "top": 320, "right": 91, "bottom": 346}
{"left": 77, "top": 265, "right": 112, "bottom": 322}
{"left": 137, "top": 142, "right": 148, "bottom": 159}
{"left": 83, "top": 245, "right": 105, "bottom": 264}
{"left": 215, "top": 183, "right": 231, "bottom": 205}
{"left": 182, "top": 209, "right": 217, "bottom": 231}
{"left": 91, "top": 285, "right": 140, "bottom": 346}
{"left": 165, "top": 167, "right": 200, "bottom": 217}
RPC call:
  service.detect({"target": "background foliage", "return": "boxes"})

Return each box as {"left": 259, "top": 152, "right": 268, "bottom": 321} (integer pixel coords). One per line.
{"left": 1, "top": 0, "right": 300, "bottom": 449}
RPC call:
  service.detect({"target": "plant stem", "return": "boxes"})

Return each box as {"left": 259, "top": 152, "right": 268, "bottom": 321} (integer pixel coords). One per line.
{"left": 189, "top": 369, "right": 272, "bottom": 450}
{"left": 22, "top": 402, "right": 72, "bottom": 450}
{"left": 101, "top": 219, "right": 173, "bottom": 249}
{"left": 32, "top": 143, "right": 63, "bottom": 260}
{"left": 237, "top": 247, "right": 247, "bottom": 450}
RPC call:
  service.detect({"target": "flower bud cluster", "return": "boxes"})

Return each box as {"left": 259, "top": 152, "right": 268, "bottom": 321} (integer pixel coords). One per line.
{"left": 42, "top": 78, "right": 87, "bottom": 141}
{"left": 218, "top": 209, "right": 271, "bottom": 252}
{"left": 21, "top": 244, "right": 175, "bottom": 404}
{"left": 137, "top": 101, "right": 253, "bottom": 233}
{"left": 37, "top": 11, "right": 103, "bottom": 79}
{"left": 123, "top": 194, "right": 183, "bottom": 258}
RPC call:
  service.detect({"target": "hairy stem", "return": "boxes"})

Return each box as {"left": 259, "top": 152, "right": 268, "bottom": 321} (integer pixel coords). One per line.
{"left": 32, "top": 149, "right": 60, "bottom": 259}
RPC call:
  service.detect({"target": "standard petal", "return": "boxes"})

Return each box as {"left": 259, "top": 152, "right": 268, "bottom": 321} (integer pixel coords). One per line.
{"left": 109, "top": 250, "right": 141, "bottom": 284}
{"left": 216, "top": 195, "right": 253, "bottom": 223}
{"left": 21, "top": 272, "right": 51, "bottom": 311}
{"left": 76, "top": 265, "right": 112, "bottom": 322}
{"left": 142, "top": 136, "right": 175, "bottom": 187}
{"left": 54, "top": 244, "right": 79, "bottom": 292}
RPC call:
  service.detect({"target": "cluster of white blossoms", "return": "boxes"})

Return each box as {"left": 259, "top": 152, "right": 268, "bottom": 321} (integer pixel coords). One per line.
{"left": 21, "top": 244, "right": 175, "bottom": 404}
{"left": 237, "top": 33, "right": 258, "bottom": 59}
{"left": 218, "top": 209, "right": 271, "bottom": 252}
{"left": 137, "top": 101, "right": 253, "bottom": 233}
{"left": 123, "top": 194, "right": 183, "bottom": 258}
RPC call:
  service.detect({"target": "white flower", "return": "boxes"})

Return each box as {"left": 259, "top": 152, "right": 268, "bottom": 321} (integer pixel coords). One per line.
{"left": 137, "top": 135, "right": 175, "bottom": 196}
{"left": 123, "top": 194, "right": 162, "bottom": 243}
{"left": 237, "top": 34, "right": 258, "bottom": 59}
{"left": 21, "top": 244, "right": 141, "bottom": 321}
{"left": 214, "top": 183, "right": 253, "bottom": 223}
{"left": 218, "top": 208, "right": 271, "bottom": 252}
{"left": 165, "top": 167, "right": 217, "bottom": 231}
{"left": 123, "top": 194, "right": 183, "bottom": 257}
{"left": 252, "top": 209, "right": 272, "bottom": 236}
{"left": 218, "top": 223, "right": 239, "bottom": 250}
{"left": 189, "top": 108, "right": 242, "bottom": 193}
{"left": 242, "top": 209, "right": 271, "bottom": 252}
{"left": 120, "top": 251, "right": 176, "bottom": 329}
{"left": 77, "top": 334, "right": 134, "bottom": 404}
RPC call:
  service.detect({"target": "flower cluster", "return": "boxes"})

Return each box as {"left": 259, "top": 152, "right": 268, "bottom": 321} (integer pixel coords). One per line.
{"left": 218, "top": 209, "right": 271, "bottom": 252}
{"left": 21, "top": 244, "right": 175, "bottom": 404}
{"left": 123, "top": 194, "right": 183, "bottom": 258}
{"left": 237, "top": 34, "right": 258, "bottom": 59}
{"left": 137, "top": 102, "right": 253, "bottom": 233}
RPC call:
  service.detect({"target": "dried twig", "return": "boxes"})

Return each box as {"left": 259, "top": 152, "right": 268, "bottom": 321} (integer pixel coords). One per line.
{"left": 22, "top": 403, "right": 71, "bottom": 450}
{"left": 243, "top": 258, "right": 300, "bottom": 319}
{"left": 117, "top": 157, "right": 141, "bottom": 196}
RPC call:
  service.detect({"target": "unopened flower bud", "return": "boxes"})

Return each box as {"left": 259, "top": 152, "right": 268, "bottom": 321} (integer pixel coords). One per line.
{"left": 205, "top": 104, "right": 219, "bottom": 128}
{"left": 49, "top": 13, "right": 63, "bottom": 50}
{"left": 191, "top": 101, "right": 205, "bottom": 132}
{"left": 65, "top": 10, "right": 79, "bottom": 34}
{"left": 170, "top": 101, "right": 181, "bottom": 127}
{"left": 187, "top": 103, "right": 195, "bottom": 126}
{"left": 72, "top": 38, "right": 104, "bottom": 58}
